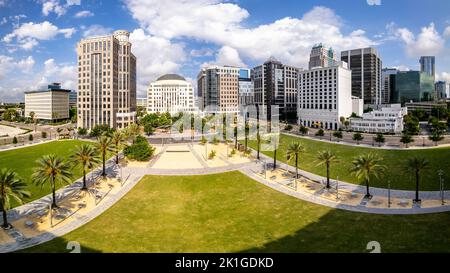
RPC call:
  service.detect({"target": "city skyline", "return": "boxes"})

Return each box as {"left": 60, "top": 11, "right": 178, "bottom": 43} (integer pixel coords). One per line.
{"left": 1, "top": 0, "right": 450, "bottom": 102}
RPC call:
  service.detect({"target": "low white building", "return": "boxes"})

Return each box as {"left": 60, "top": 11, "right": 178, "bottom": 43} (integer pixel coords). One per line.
{"left": 297, "top": 61, "right": 353, "bottom": 130}
{"left": 349, "top": 104, "right": 407, "bottom": 134}
{"left": 25, "top": 86, "right": 70, "bottom": 121}
{"left": 147, "top": 74, "right": 196, "bottom": 114}
{"left": 136, "top": 98, "right": 147, "bottom": 108}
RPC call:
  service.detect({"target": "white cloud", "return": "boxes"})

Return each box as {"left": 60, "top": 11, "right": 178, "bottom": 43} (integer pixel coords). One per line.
{"left": 36, "top": 58, "right": 77, "bottom": 90}
{"left": 74, "top": 10, "right": 94, "bottom": 18}
{"left": 203, "top": 46, "right": 246, "bottom": 68}
{"left": 0, "top": 17, "right": 7, "bottom": 25}
{"left": 2, "top": 21, "right": 76, "bottom": 50}
{"left": 40, "top": 0, "right": 80, "bottom": 17}
{"left": 388, "top": 22, "right": 445, "bottom": 57}
{"left": 129, "top": 28, "right": 186, "bottom": 97}
{"left": 367, "top": 0, "right": 381, "bottom": 6}
{"left": 436, "top": 72, "right": 450, "bottom": 83}
{"left": 444, "top": 26, "right": 450, "bottom": 37}
{"left": 124, "top": 2, "right": 376, "bottom": 68}
{"left": 0, "top": 55, "right": 35, "bottom": 80}
{"left": 190, "top": 48, "right": 215, "bottom": 57}
{"left": 81, "top": 25, "right": 112, "bottom": 37}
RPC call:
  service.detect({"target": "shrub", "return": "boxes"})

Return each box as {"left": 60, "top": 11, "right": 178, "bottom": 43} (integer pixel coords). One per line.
{"left": 41, "top": 131, "right": 47, "bottom": 138}
{"left": 208, "top": 150, "right": 217, "bottom": 160}
{"left": 315, "top": 129, "right": 325, "bottom": 137}
{"left": 124, "top": 137, "right": 155, "bottom": 161}
{"left": 28, "top": 134, "right": 33, "bottom": 141}
{"left": 211, "top": 136, "right": 219, "bottom": 145}
{"left": 77, "top": 127, "right": 87, "bottom": 136}
{"left": 200, "top": 136, "right": 207, "bottom": 145}
{"left": 284, "top": 124, "right": 293, "bottom": 131}
{"left": 230, "top": 148, "right": 237, "bottom": 157}
{"left": 89, "top": 124, "right": 114, "bottom": 137}
{"left": 12, "top": 136, "right": 18, "bottom": 144}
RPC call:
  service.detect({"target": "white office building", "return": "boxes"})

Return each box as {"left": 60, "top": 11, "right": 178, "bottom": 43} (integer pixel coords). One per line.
{"left": 349, "top": 104, "right": 407, "bottom": 134}
{"left": 297, "top": 62, "right": 353, "bottom": 130}
{"left": 147, "top": 74, "right": 196, "bottom": 114}
{"left": 136, "top": 98, "right": 147, "bottom": 108}
{"left": 25, "top": 89, "right": 70, "bottom": 121}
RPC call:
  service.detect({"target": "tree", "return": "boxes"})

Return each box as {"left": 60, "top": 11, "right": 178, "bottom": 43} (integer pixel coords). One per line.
{"left": 299, "top": 126, "right": 309, "bottom": 135}
{"left": 143, "top": 123, "right": 154, "bottom": 136}
{"left": 374, "top": 133, "right": 385, "bottom": 147}
{"left": 32, "top": 155, "right": 72, "bottom": 208}
{"left": 123, "top": 136, "right": 155, "bottom": 161}
{"left": 286, "top": 142, "right": 305, "bottom": 179}
{"left": 404, "top": 114, "right": 420, "bottom": 135}
{"left": 69, "top": 108, "right": 77, "bottom": 123}
{"left": 125, "top": 123, "right": 140, "bottom": 143}
{"left": 71, "top": 145, "right": 100, "bottom": 190}
{"left": 0, "top": 168, "right": 30, "bottom": 229}
{"left": 316, "top": 151, "right": 339, "bottom": 189}
{"left": 333, "top": 131, "right": 343, "bottom": 142}
{"left": 350, "top": 153, "right": 386, "bottom": 199}
{"left": 404, "top": 157, "right": 429, "bottom": 203}
{"left": 339, "top": 116, "right": 346, "bottom": 126}
{"left": 234, "top": 125, "right": 238, "bottom": 149}
{"left": 77, "top": 127, "right": 87, "bottom": 136}
{"left": 400, "top": 133, "right": 414, "bottom": 148}
{"left": 41, "top": 131, "right": 47, "bottom": 138}
{"left": 29, "top": 111, "right": 36, "bottom": 132}
{"left": 28, "top": 134, "right": 33, "bottom": 141}
{"left": 95, "top": 135, "right": 113, "bottom": 177}
{"left": 12, "top": 136, "right": 17, "bottom": 145}
{"left": 429, "top": 131, "right": 444, "bottom": 146}
{"left": 112, "top": 131, "right": 125, "bottom": 164}
{"left": 89, "top": 124, "right": 114, "bottom": 138}
{"left": 315, "top": 129, "right": 324, "bottom": 139}
{"left": 352, "top": 132, "right": 364, "bottom": 145}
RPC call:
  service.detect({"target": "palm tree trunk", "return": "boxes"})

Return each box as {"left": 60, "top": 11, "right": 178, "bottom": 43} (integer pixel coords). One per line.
{"left": 326, "top": 163, "right": 330, "bottom": 189}
{"left": 2, "top": 209, "right": 9, "bottom": 229}
{"left": 102, "top": 152, "right": 106, "bottom": 177}
{"left": 295, "top": 154, "right": 298, "bottom": 179}
{"left": 273, "top": 149, "right": 277, "bottom": 170}
{"left": 51, "top": 175, "right": 57, "bottom": 208}
{"left": 415, "top": 171, "right": 420, "bottom": 202}
{"left": 365, "top": 179, "right": 371, "bottom": 198}
{"left": 115, "top": 146, "right": 119, "bottom": 164}
{"left": 82, "top": 168, "right": 87, "bottom": 190}
{"left": 257, "top": 136, "right": 260, "bottom": 160}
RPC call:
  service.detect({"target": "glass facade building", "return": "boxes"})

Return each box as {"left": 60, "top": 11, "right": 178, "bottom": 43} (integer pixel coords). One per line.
{"left": 392, "top": 71, "right": 434, "bottom": 105}
{"left": 419, "top": 56, "right": 435, "bottom": 80}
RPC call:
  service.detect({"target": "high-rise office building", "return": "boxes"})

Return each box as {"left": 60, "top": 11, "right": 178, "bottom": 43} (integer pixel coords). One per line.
{"left": 197, "top": 66, "right": 240, "bottom": 113}
{"left": 147, "top": 74, "right": 196, "bottom": 114}
{"left": 435, "top": 81, "right": 448, "bottom": 100}
{"left": 252, "top": 57, "right": 299, "bottom": 121}
{"left": 381, "top": 68, "right": 398, "bottom": 104}
{"left": 392, "top": 71, "right": 434, "bottom": 104}
{"left": 308, "top": 43, "right": 337, "bottom": 69}
{"left": 341, "top": 48, "right": 382, "bottom": 105}
{"left": 297, "top": 62, "right": 353, "bottom": 130}
{"left": 238, "top": 68, "right": 254, "bottom": 106}
{"left": 76, "top": 30, "right": 136, "bottom": 130}
{"left": 419, "top": 56, "right": 435, "bottom": 80}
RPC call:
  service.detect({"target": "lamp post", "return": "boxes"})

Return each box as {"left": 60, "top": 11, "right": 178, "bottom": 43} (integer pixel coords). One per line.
{"left": 438, "top": 169, "right": 444, "bottom": 206}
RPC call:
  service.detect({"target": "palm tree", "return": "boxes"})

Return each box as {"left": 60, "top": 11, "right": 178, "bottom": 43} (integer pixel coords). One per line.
{"left": 316, "top": 151, "right": 339, "bottom": 189}
{"left": 286, "top": 142, "right": 305, "bottom": 179}
{"left": 96, "top": 135, "right": 113, "bottom": 177}
{"left": 350, "top": 153, "right": 386, "bottom": 199}
{"left": 112, "top": 130, "right": 125, "bottom": 164}
{"left": 71, "top": 145, "right": 100, "bottom": 190}
{"left": 0, "top": 169, "right": 30, "bottom": 229}
{"left": 374, "top": 133, "right": 385, "bottom": 147}
{"left": 352, "top": 132, "right": 364, "bottom": 145}
{"left": 125, "top": 123, "right": 140, "bottom": 143}
{"left": 32, "top": 155, "right": 72, "bottom": 208}
{"left": 333, "top": 131, "right": 343, "bottom": 142}
{"left": 404, "top": 157, "right": 429, "bottom": 203}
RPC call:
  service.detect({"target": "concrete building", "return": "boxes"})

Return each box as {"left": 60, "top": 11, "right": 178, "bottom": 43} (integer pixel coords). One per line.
{"left": 392, "top": 71, "right": 435, "bottom": 104}
{"left": 252, "top": 57, "right": 300, "bottom": 121}
{"left": 308, "top": 43, "right": 337, "bottom": 69}
{"left": 69, "top": 91, "right": 77, "bottom": 109}
{"left": 381, "top": 68, "right": 398, "bottom": 104}
{"left": 435, "top": 81, "right": 449, "bottom": 100}
{"left": 297, "top": 62, "right": 353, "bottom": 130}
{"left": 341, "top": 48, "right": 382, "bottom": 105}
{"left": 147, "top": 74, "right": 196, "bottom": 114}
{"left": 25, "top": 83, "right": 70, "bottom": 120}
{"left": 352, "top": 96, "right": 364, "bottom": 116}
{"left": 405, "top": 101, "right": 448, "bottom": 115}
{"left": 197, "top": 66, "right": 240, "bottom": 113}
{"left": 76, "top": 29, "right": 137, "bottom": 130}
{"left": 136, "top": 98, "right": 147, "bottom": 108}
{"left": 238, "top": 68, "right": 254, "bottom": 106}
{"left": 349, "top": 104, "right": 407, "bottom": 134}
{"left": 420, "top": 56, "right": 435, "bottom": 80}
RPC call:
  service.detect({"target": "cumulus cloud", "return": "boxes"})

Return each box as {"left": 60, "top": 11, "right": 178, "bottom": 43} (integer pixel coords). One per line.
{"left": 2, "top": 21, "right": 76, "bottom": 50}
{"left": 436, "top": 72, "right": 450, "bottom": 83}
{"left": 74, "top": 10, "right": 94, "bottom": 18}
{"left": 129, "top": 28, "right": 186, "bottom": 97}
{"left": 81, "top": 24, "right": 112, "bottom": 37}
{"left": 0, "top": 55, "right": 35, "bottom": 80}
{"left": 36, "top": 58, "right": 77, "bottom": 90}
{"left": 444, "top": 26, "right": 450, "bottom": 37}
{"left": 40, "top": 0, "right": 80, "bottom": 17}
{"left": 202, "top": 46, "right": 246, "bottom": 68}
{"left": 388, "top": 22, "right": 445, "bottom": 57}
{"left": 367, "top": 0, "right": 381, "bottom": 6}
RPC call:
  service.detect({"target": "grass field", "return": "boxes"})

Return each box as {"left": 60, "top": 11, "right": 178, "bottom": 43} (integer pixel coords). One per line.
{"left": 23, "top": 172, "right": 450, "bottom": 253}
{"left": 0, "top": 140, "right": 93, "bottom": 207}
{"left": 246, "top": 134, "right": 450, "bottom": 191}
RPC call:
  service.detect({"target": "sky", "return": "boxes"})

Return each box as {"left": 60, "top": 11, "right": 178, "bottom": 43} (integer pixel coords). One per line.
{"left": 1, "top": 0, "right": 450, "bottom": 102}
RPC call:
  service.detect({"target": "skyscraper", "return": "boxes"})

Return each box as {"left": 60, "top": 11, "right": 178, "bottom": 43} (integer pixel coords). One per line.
{"left": 419, "top": 56, "right": 435, "bottom": 80}
{"left": 308, "top": 43, "right": 337, "bottom": 69}
{"left": 197, "top": 66, "right": 240, "bottom": 113}
{"left": 76, "top": 30, "right": 136, "bottom": 130}
{"left": 341, "top": 48, "right": 382, "bottom": 105}
{"left": 392, "top": 71, "right": 434, "bottom": 104}
{"left": 435, "top": 81, "right": 448, "bottom": 100}
{"left": 252, "top": 57, "right": 299, "bottom": 121}
{"left": 381, "top": 68, "right": 398, "bottom": 104}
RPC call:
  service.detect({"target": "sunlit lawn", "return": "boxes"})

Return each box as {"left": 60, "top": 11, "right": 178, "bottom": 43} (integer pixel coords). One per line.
{"left": 23, "top": 172, "right": 450, "bottom": 253}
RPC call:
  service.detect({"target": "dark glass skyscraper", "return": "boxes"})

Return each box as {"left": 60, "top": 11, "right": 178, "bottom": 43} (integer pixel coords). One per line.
{"left": 392, "top": 71, "right": 434, "bottom": 105}
{"left": 419, "top": 56, "right": 435, "bottom": 80}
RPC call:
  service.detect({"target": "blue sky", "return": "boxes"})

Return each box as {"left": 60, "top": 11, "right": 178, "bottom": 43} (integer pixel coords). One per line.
{"left": 1, "top": 0, "right": 450, "bottom": 102}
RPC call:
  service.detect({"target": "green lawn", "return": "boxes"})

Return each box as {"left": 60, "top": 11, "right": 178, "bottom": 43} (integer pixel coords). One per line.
{"left": 23, "top": 172, "right": 450, "bottom": 253}
{"left": 246, "top": 133, "right": 450, "bottom": 191}
{"left": 0, "top": 140, "right": 92, "bottom": 206}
